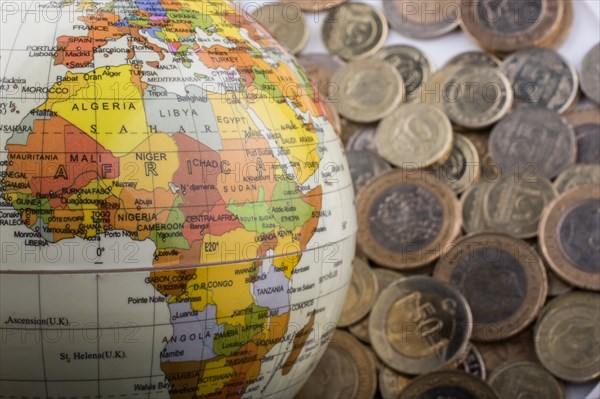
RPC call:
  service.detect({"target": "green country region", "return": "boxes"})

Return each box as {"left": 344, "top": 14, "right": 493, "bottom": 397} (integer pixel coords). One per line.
{"left": 270, "top": 179, "right": 314, "bottom": 231}
{"left": 151, "top": 196, "right": 190, "bottom": 250}
{"left": 213, "top": 304, "right": 268, "bottom": 356}
{"left": 226, "top": 186, "right": 273, "bottom": 234}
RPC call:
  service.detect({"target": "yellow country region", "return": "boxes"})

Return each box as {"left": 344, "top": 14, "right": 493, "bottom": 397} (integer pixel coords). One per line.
{"left": 197, "top": 357, "right": 236, "bottom": 398}
{"left": 38, "top": 72, "right": 89, "bottom": 110}
{"left": 243, "top": 96, "right": 319, "bottom": 184}
{"left": 254, "top": 57, "right": 320, "bottom": 116}
{"left": 272, "top": 227, "right": 302, "bottom": 279}
{"left": 49, "top": 65, "right": 149, "bottom": 154}
{"left": 208, "top": 92, "right": 259, "bottom": 141}
{"left": 118, "top": 132, "right": 179, "bottom": 191}
{"left": 177, "top": 267, "right": 216, "bottom": 313}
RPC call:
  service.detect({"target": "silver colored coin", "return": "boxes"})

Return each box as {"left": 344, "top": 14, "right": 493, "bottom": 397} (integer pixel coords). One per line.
{"left": 374, "top": 45, "right": 435, "bottom": 102}
{"left": 376, "top": 103, "right": 453, "bottom": 169}
{"left": 460, "top": 181, "right": 494, "bottom": 234}
{"left": 348, "top": 267, "right": 405, "bottom": 344}
{"left": 333, "top": 59, "right": 405, "bottom": 123}
{"left": 295, "top": 329, "right": 377, "bottom": 398}
{"left": 483, "top": 174, "right": 557, "bottom": 239}
{"left": 347, "top": 150, "right": 392, "bottom": 195}
{"left": 581, "top": 43, "right": 600, "bottom": 105}
{"left": 489, "top": 106, "right": 576, "bottom": 179}
{"left": 346, "top": 124, "right": 378, "bottom": 151}
{"left": 322, "top": 2, "right": 388, "bottom": 61}
{"left": 501, "top": 48, "right": 578, "bottom": 113}
{"left": 338, "top": 257, "right": 379, "bottom": 327}
{"left": 383, "top": 0, "right": 459, "bottom": 39}
{"left": 445, "top": 51, "right": 501, "bottom": 68}
{"left": 433, "top": 133, "right": 481, "bottom": 194}
{"left": 534, "top": 244, "right": 573, "bottom": 297}
{"left": 442, "top": 66, "right": 514, "bottom": 129}
{"left": 251, "top": 3, "right": 308, "bottom": 55}
{"left": 554, "top": 164, "right": 600, "bottom": 194}
{"left": 566, "top": 108, "right": 600, "bottom": 164}
{"left": 369, "top": 276, "right": 472, "bottom": 375}
{"left": 459, "top": 344, "right": 487, "bottom": 380}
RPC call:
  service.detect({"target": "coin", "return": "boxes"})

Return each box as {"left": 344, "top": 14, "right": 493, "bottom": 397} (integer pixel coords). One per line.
{"left": 565, "top": 108, "right": 600, "bottom": 164}
{"left": 379, "top": 366, "right": 412, "bottom": 399}
{"left": 348, "top": 267, "right": 405, "bottom": 344}
{"left": 297, "top": 53, "right": 344, "bottom": 101}
{"left": 460, "top": 181, "right": 494, "bottom": 234}
{"left": 537, "top": 0, "right": 573, "bottom": 50}
{"left": 581, "top": 43, "right": 600, "bottom": 105}
{"left": 538, "top": 184, "right": 600, "bottom": 291}
{"left": 482, "top": 174, "right": 557, "bottom": 239}
{"left": 534, "top": 292, "right": 600, "bottom": 382}
{"left": 338, "top": 256, "right": 379, "bottom": 327}
{"left": 441, "top": 65, "right": 513, "bottom": 129}
{"left": 477, "top": 328, "right": 539, "bottom": 375}
{"left": 501, "top": 48, "right": 578, "bottom": 113}
{"left": 554, "top": 164, "right": 600, "bottom": 194}
{"left": 459, "top": 344, "right": 486, "bottom": 380}
{"left": 322, "top": 2, "right": 387, "bottom": 61}
{"left": 383, "top": 0, "right": 460, "bottom": 39}
{"left": 251, "top": 3, "right": 308, "bottom": 54}
{"left": 460, "top": 130, "right": 501, "bottom": 180}
{"left": 376, "top": 103, "right": 453, "bottom": 169}
{"left": 489, "top": 105, "right": 576, "bottom": 179}
{"left": 374, "top": 45, "right": 435, "bottom": 102}
{"left": 356, "top": 170, "right": 462, "bottom": 270}
{"left": 346, "top": 124, "right": 378, "bottom": 151}
{"left": 280, "top": 0, "right": 348, "bottom": 12}
{"left": 459, "top": 0, "right": 563, "bottom": 54}
{"left": 332, "top": 59, "right": 404, "bottom": 123}
{"left": 534, "top": 243, "right": 573, "bottom": 297}
{"left": 295, "top": 329, "right": 377, "bottom": 398}
{"left": 369, "top": 276, "right": 472, "bottom": 375}
{"left": 434, "top": 233, "right": 547, "bottom": 341}
{"left": 398, "top": 370, "right": 499, "bottom": 399}
{"left": 347, "top": 150, "right": 392, "bottom": 195}
{"left": 489, "top": 361, "right": 565, "bottom": 399}
{"left": 433, "top": 133, "right": 481, "bottom": 194}
{"left": 414, "top": 64, "right": 462, "bottom": 104}
{"left": 444, "top": 51, "right": 501, "bottom": 68}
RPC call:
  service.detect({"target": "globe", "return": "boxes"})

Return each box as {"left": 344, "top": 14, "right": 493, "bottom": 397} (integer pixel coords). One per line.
{"left": 0, "top": 1, "right": 356, "bottom": 398}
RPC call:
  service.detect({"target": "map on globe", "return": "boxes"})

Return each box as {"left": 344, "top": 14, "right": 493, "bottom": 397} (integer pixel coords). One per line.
{"left": 0, "top": 1, "right": 356, "bottom": 397}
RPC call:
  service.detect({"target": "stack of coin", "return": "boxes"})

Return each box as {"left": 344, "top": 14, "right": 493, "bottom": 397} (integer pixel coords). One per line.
{"left": 251, "top": 1, "right": 600, "bottom": 397}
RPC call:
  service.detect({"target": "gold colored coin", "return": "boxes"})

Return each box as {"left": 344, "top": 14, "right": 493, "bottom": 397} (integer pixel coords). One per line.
{"left": 398, "top": 370, "right": 499, "bottom": 399}
{"left": 295, "top": 329, "right": 377, "bottom": 398}
{"left": 460, "top": 181, "right": 494, "bottom": 234}
{"left": 348, "top": 267, "right": 404, "bottom": 344}
{"left": 369, "top": 276, "right": 472, "bottom": 375}
{"left": 379, "top": 366, "right": 412, "bottom": 399}
{"left": 280, "top": 0, "right": 348, "bottom": 12}
{"left": 432, "top": 133, "right": 481, "bottom": 194}
{"left": 338, "top": 257, "right": 378, "bottom": 327}
{"left": 489, "top": 361, "right": 565, "bottom": 399}
{"left": 477, "top": 328, "right": 539, "bottom": 375}
{"left": 333, "top": 59, "right": 405, "bottom": 123}
{"left": 482, "top": 174, "right": 557, "bottom": 239}
{"left": 322, "top": 2, "right": 387, "bottom": 61}
{"left": 356, "top": 170, "right": 462, "bottom": 270}
{"left": 251, "top": 3, "right": 308, "bottom": 54}
{"left": 535, "top": 292, "right": 600, "bottom": 382}
{"left": 376, "top": 103, "right": 453, "bottom": 169}
{"left": 538, "top": 184, "right": 600, "bottom": 291}
{"left": 434, "top": 233, "right": 547, "bottom": 341}
{"left": 459, "top": 0, "right": 563, "bottom": 54}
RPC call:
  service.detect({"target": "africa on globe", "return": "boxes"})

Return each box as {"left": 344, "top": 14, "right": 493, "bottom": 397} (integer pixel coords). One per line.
{"left": 0, "top": 1, "right": 356, "bottom": 398}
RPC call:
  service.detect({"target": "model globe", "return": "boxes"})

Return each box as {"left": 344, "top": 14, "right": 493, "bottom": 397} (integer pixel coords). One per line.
{"left": 0, "top": 1, "right": 356, "bottom": 397}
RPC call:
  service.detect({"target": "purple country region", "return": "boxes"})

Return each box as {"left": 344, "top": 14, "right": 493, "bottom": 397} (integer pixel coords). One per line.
{"left": 252, "top": 261, "right": 290, "bottom": 316}
{"left": 135, "top": 0, "right": 167, "bottom": 16}
{"left": 162, "top": 302, "right": 223, "bottom": 362}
